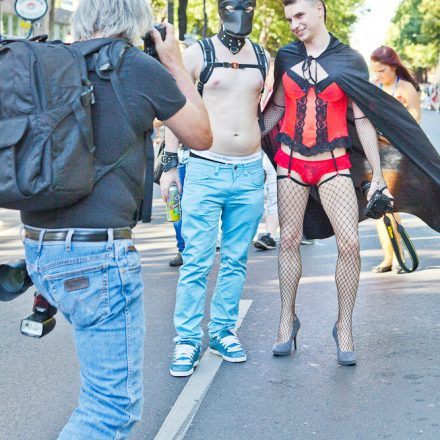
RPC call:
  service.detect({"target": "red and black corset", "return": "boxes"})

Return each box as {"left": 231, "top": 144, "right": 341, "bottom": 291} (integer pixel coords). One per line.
{"left": 277, "top": 70, "right": 351, "bottom": 156}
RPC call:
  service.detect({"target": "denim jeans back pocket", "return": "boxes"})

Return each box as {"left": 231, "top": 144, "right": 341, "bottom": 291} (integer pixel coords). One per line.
{"left": 44, "top": 263, "right": 110, "bottom": 328}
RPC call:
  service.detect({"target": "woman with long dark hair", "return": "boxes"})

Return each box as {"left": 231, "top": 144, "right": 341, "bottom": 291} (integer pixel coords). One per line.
{"left": 370, "top": 46, "right": 421, "bottom": 273}
{"left": 371, "top": 46, "right": 420, "bottom": 121}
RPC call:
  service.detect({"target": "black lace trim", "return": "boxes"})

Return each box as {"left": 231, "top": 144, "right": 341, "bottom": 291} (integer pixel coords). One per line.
{"left": 294, "top": 95, "right": 307, "bottom": 144}
{"left": 315, "top": 97, "right": 328, "bottom": 146}
{"left": 276, "top": 132, "right": 352, "bottom": 157}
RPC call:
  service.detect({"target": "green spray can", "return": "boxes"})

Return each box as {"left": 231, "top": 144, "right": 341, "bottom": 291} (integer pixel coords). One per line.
{"left": 166, "top": 183, "right": 181, "bottom": 222}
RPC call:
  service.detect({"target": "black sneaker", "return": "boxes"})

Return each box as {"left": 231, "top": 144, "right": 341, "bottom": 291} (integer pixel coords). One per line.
{"left": 169, "top": 252, "right": 183, "bottom": 267}
{"left": 254, "top": 234, "right": 276, "bottom": 250}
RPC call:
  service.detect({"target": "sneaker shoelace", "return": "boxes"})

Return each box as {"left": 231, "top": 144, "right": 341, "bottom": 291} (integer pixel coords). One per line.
{"left": 220, "top": 334, "right": 242, "bottom": 353}
{"left": 173, "top": 344, "right": 197, "bottom": 365}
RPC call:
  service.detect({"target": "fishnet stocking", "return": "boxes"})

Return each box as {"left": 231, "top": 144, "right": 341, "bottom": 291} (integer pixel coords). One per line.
{"left": 277, "top": 178, "right": 309, "bottom": 343}
{"left": 355, "top": 117, "right": 386, "bottom": 188}
{"left": 262, "top": 102, "right": 285, "bottom": 137}
{"left": 318, "top": 175, "right": 361, "bottom": 351}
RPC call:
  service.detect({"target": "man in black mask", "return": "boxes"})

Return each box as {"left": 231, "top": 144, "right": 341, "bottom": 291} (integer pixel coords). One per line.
{"left": 218, "top": 0, "right": 256, "bottom": 53}
{"left": 161, "top": 1, "right": 270, "bottom": 377}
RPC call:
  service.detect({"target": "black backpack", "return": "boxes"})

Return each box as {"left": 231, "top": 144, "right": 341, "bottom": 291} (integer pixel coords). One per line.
{"left": 0, "top": 37, "right": 136, "bottom": 211}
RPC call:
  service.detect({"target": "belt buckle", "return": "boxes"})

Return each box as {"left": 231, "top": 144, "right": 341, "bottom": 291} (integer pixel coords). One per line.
{"left": 231, "top": 62, "right": 239, "bottom": 69}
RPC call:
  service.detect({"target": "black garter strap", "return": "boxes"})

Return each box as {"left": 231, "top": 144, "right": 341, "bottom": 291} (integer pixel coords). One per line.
{"left": 317, "top": 173, "right": 351, "bottom": 188}
{"left": 277, "top": 175, "right": 310, "bottom": 187}
{"left": 277, "top": 173, "right": 352, "bottom": 188}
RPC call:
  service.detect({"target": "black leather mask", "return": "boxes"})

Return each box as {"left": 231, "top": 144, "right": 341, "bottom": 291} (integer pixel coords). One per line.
{"left": 218, "top": 0, "right": 256, "bottom": 38}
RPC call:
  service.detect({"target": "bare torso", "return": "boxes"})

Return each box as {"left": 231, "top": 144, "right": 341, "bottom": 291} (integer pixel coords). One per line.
{"left": 185, "top": 36, "right": 269, "bottom": 156}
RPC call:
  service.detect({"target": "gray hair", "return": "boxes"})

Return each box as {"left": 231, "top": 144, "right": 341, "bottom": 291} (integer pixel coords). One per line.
{"left": 72, "top": 0, "right": 154, "bottom": 43}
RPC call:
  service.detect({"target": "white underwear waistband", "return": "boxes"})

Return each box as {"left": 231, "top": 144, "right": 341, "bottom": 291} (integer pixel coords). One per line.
{"left": 191, "top": 149, "right": 262, "bottom": 164}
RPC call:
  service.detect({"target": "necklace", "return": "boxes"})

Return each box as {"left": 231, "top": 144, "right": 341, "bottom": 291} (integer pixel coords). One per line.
{"left": 380, "top": 77, "right": 400, "bottom": 97}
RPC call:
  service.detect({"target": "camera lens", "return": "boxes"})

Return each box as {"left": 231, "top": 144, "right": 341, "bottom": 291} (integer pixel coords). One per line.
{"left": 0, "top": 265, "right": 26, "bottom": 294}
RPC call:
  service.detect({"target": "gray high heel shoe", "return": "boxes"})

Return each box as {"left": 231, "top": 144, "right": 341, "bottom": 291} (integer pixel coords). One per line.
{"left": 332, "top": 323, "right": 356, "bottom": 366}
{"left": 272, "top": 317, "right": 300, "bottom": 356}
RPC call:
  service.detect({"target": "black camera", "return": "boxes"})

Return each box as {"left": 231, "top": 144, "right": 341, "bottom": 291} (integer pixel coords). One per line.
{"left": 143, "top": 24, "right": 167, "bottom": 60}
{"left": 0, "top": 259, "right": 57, "bottom": 337}
{"left": 361, "top": 181, "right": 393, "bottom": 219}
{"left": 0, "top": 259, "right": 33, "bottom": 301}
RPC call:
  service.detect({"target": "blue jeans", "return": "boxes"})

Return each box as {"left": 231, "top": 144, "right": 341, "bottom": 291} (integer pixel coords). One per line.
{"left": 173, "top": 163, "right": 186, "bottom": 253}
{"left": 174, "top": 156, "right": 264, "bottom": 343}
{"left": 24, "top": 230, "right": 145, "bottom": 439}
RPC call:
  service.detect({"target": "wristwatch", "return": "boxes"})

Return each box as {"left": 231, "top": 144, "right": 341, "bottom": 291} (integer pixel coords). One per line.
{"left": 161, "top": 152, "right": 179, "bottom": 172}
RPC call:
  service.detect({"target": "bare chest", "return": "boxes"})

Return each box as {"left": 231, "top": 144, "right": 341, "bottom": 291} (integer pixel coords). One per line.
{"left": 203, "top": 67, "right": 264, "bottom": 98}
{"left": 197, "top": 40, "right": 265, "bottom": 99}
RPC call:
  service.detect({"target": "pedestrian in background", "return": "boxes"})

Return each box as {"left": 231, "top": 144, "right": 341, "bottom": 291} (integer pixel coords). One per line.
{"left": 169, "top": 37, "right": 197, "bottom": 267}
{"left": 370, "top": 45, "right": 421, "bottom": 273}
{"left": 254, "top": 152, "right": 279, "bottom": 250}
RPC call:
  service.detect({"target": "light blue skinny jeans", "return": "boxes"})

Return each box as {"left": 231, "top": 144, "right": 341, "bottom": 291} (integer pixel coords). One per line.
{"left": 24, "top": 229, "right": 144, "bottom": 439}
{"left": 174, "top": 156, "right": 264, "bottom": 344}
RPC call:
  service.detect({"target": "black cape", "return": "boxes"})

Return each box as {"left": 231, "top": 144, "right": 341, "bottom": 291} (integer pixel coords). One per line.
{"left": 262, "top": 34, "right": 440, "bottom": 239}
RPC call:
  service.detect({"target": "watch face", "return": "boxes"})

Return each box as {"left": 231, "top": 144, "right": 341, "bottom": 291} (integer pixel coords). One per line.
{"left": 15, "top": 0, "right": 48, "bottom": 22}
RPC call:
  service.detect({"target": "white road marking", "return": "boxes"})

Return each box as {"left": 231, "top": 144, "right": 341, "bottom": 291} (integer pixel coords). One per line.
{"left": 154, "top": 299, "right": 253, "bottom": 440}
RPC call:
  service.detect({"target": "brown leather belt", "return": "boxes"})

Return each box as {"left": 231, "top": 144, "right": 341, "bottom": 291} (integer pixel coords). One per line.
{"left": 24, "top": 228, "right": 132, "bottom": 242}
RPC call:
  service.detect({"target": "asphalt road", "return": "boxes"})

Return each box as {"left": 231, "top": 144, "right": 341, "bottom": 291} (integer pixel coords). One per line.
{"left": 0, "top": 110, "right": 439, "bottom": 440}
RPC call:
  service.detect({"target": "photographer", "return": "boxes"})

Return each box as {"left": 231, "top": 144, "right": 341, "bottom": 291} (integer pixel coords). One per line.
{"left": 20, "top": 0, "right": 211, "bottom": 438}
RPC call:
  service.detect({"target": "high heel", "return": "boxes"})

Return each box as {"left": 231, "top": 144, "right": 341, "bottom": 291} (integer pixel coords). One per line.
{"left": 272, "top": 317, "right": 300, "bottom": 356}
{"left": 332, "top": 323, "right": 356, "bottom": 366}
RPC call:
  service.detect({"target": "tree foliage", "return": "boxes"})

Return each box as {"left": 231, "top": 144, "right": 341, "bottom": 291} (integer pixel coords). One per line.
{"left": 151, "top": 0, "right": 364, "bottom": 53}
{"left": 387, "top": 0, "right": 440, "bottom": 69}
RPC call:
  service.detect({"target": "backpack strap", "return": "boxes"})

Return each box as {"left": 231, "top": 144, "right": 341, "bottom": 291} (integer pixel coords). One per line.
{"left": 76, "top": 40, "right": 144, "bottom": 202}
{"left": 92, "top": 40, "right": 137, "bottom": 136}
{"left": 70, "top": 39, "right": 133, "bottom": 153}
{"left": 93, "top": 42, "right": 144, "bottom": 202}
{"left": 63, "top": 44, "right": 96, "bottom": 153}
{"left": 197, "top": 38, "right": 216, "bottom": 96}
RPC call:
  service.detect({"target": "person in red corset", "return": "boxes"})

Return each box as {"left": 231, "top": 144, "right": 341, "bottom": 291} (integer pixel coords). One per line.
{"left": 263, "top": 0, "right": 380, "bottom": 366}
{"left": 262, "top": 0, "right": 394, "bottom": 366}
{"left": 262, "top": 0, "right": 440, "bottom": 367}
{"left": 274, "top": 73, "right": 353, "bottom": 187}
